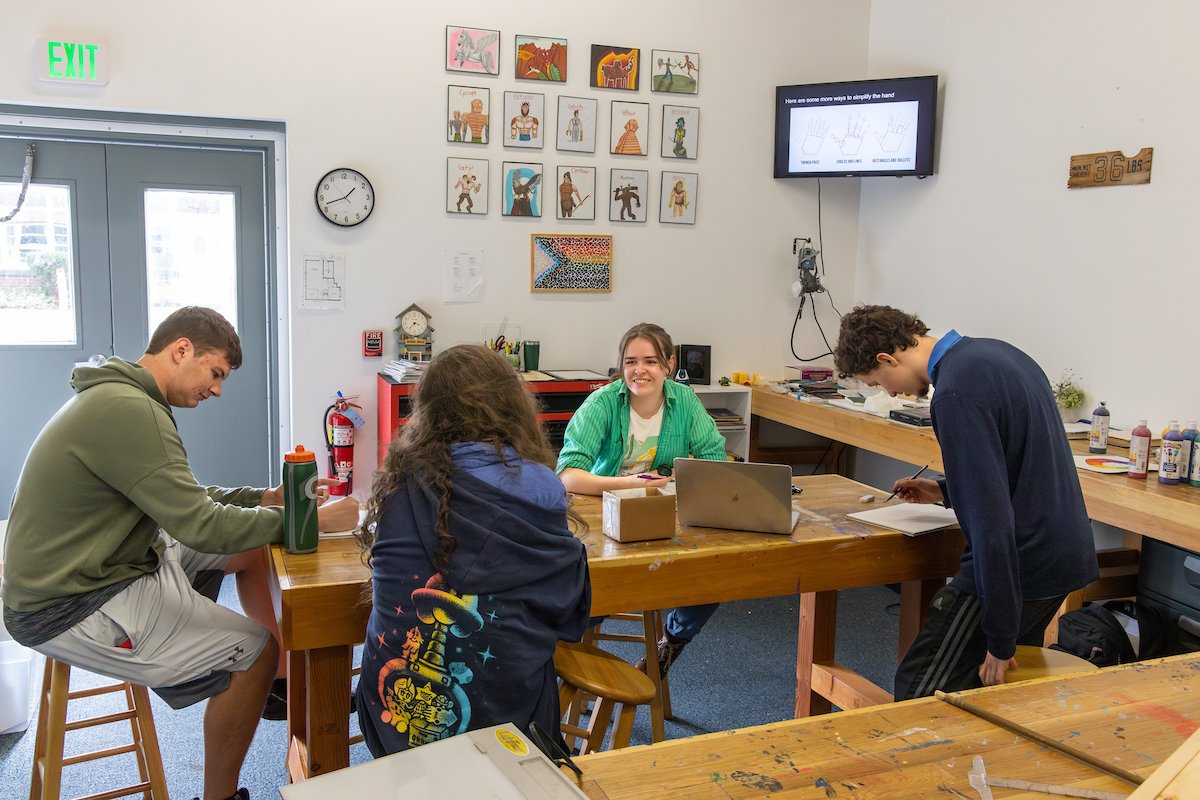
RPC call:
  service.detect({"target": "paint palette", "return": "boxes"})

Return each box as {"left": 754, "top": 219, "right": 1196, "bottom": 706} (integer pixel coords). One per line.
{"left": 1073, "top": 455, "right": 1135, "bottom": 473}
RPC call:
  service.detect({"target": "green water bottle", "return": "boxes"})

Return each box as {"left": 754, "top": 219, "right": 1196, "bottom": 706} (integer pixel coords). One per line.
{"left": 283, "top": 445, "right": 319, "bottom": 554}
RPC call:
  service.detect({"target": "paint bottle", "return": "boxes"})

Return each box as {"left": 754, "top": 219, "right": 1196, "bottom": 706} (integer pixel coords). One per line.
{"left": 1159, "top": 421, "right": 1186, "bottom": 485}
{"left": 1088, "top": 401, "right": 1110, "bottom": 454}
{"left": 283, "top": 444, "right": 319, "bottom": 554}
{"left": 1180, "top": 420, "right": 1198, "bottom": 487}
{"left": 1128, "top": 419, "right": 1152, "bottom": 480}
{"left": 1190, "top": 426, "right": 1200, "bottom": 487}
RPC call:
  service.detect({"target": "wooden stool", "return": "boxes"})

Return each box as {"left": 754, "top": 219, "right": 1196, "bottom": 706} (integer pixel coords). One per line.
{"left": 1007, "top": 646, "right": 1099, "bottom": 682}
{"left": 554, "top": 642, "right": 656, "bottom": 756}
{"left": 29, "top": 657, "right": 169, "bottom": 800}
{"left": 584, "top": 610, "right": 671, "bottom": 741}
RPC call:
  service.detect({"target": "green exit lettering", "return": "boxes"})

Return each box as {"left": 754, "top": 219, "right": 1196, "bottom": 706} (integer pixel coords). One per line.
{"left": 46, "top": 41, "right": 100, "bottom": 81}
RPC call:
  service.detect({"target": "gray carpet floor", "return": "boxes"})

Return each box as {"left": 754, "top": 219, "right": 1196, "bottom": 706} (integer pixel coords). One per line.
{"left": 0, "top": 580, "right": 900, "bottom": 799}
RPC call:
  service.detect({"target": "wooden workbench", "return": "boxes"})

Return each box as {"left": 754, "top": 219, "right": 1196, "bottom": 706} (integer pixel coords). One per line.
{"left": 571, "top": 653, "right": 1200, "bottom": 799}
{"left": 269, "top": 474, "right": 964, "bottom": 781}
{"left": 752, "top": 386, "right": 1200, "bottom": 551}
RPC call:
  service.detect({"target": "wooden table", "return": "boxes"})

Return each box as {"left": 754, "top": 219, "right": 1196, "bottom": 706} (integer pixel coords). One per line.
{"left": 268, "top": 474, "right": 963, "bottom": 781}
{"left": 752, "top": 386, "right": 1200, "bottom": 551}
{"left": 571, "top": 653, "right": 1200, "bottom": 799}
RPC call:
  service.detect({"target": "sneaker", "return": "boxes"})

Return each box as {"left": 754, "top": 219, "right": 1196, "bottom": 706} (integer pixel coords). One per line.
{"left": 261, "top": 678, "right": 287, "bottom": 721}
{"left": 635, "top": 633, "right": 688, "bottom": 677}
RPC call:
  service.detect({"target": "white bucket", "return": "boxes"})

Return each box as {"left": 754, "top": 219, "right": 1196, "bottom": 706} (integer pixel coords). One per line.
{"left": 0, "top": 638, "right": 34, "bottom": 734}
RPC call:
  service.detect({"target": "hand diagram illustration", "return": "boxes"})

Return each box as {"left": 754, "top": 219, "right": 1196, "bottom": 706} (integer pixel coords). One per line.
{"left": 875, "top": 115, "right": 910, "bottom": 152}
{"left": 831, "top": 115, "right": 867, "bottom": 155}
{"left": 799, "top": 118, "right": 829, "bottom": 155}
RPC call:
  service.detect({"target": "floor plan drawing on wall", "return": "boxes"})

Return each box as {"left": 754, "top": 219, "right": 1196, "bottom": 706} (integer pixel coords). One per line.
{"left": 301, "top": 253, "right": 346, "bottom": 309}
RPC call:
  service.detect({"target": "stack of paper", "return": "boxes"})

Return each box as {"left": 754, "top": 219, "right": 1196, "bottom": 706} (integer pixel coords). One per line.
{"left": 847, "top": 503, "right": 960, "bottom": 536}
{"left": 382, "top": 359, "right": 425, "bottom": 383}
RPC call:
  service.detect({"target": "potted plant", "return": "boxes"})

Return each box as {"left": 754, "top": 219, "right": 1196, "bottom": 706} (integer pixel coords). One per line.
{"left": 1051, "top": 370, "right": 1086, "bottom": 420}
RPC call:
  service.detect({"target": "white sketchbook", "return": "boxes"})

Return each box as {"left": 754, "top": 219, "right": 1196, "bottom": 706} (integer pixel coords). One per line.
{"left": 847, "top": 503, "right": 960, "bottom": 536}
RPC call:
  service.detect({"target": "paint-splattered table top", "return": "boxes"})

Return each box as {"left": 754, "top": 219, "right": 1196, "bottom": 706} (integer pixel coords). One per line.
{"left": 571, "top": 654, "right": 1200, "bottom": 799}
{"left": 572, "top": 474, "right": 963, "bottom": 617}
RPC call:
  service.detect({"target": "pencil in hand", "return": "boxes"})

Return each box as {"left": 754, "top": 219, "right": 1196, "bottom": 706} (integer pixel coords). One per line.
{"left": 886, "top": 464, "right": 930, "bottom": 502}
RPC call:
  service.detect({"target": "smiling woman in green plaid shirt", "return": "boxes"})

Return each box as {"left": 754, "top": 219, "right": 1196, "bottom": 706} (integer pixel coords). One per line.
{"left": 556, "top": 322, "right": 727, "bottom": 676}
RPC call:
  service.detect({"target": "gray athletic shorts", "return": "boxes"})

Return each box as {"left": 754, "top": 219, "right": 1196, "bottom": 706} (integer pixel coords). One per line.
{"left": 34, "top": 533, "right": 271, "bottom": 709}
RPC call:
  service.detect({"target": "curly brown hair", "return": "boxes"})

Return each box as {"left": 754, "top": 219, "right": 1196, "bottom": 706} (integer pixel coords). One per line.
{"left": 356, "top": 344, "right": 585, "bottom": 581}
{"left": 833, "top": 304, "right": 930, "bottom": 378}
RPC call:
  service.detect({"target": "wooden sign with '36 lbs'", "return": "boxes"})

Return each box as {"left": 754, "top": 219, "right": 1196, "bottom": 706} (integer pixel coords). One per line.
{"left": 1068, "top": 147, "right": 1152, "bottom": 188}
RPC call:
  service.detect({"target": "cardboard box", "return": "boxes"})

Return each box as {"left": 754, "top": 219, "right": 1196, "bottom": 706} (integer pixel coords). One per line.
{"left": 602, "top": 487, "right": 677, "bottom": 542}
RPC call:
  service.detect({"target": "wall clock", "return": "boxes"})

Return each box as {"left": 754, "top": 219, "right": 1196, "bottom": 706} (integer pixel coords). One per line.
{"left": 315, "top": 167, "right": 375, "bottom": 226}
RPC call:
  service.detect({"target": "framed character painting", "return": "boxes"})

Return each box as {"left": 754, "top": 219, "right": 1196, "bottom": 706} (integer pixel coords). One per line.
{"left": 447, "top": 157, "right": 488, "bottom": 215}
{"left": 610, "top": 101, "right": 649, "bottom": 156}
{"left": 447, "top": 26, "right": 500, "bottom": 75}
{"left": 609, "top": 168, "right": 648, "bottom": 223}
{"left": 661, "top": 104, "right": 699, "bottom": 160}
{"left": 502, "top": 162, "right": 543, "bottom": 217}
{"left": 515, "top": 34, "right": 567, "bottom": 81}
{"left": 660, "top": 170, "right": 697, "bottom": 224}
{"left": 448, "top": 85, "right": 490, "bottom": 144}
{"left": 555, "top": 165, "right": 596, "bottom": 220}
{"left": 556, "top": 95, "right": 597, "bottom": 153}
{"left": 503, "top": 91, "right": 545, "bottom": 149}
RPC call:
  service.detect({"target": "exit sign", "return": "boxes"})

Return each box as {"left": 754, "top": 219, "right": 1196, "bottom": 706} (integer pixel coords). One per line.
{"left": 35, "top": 39, "right": 108, "bottom": 85}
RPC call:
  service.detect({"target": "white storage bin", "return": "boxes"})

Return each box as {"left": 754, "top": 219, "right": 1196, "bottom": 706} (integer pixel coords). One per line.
{"left": 0, "top": 638, "right": 34, "bottom": 734}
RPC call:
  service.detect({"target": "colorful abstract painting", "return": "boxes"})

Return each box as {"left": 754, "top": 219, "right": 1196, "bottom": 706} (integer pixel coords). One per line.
{"left": 530, "top": 234, "right": 612, "bottom": 292}
{"left": 515, "top": 35, "right": 567, "bottom": 81}
{"left": 590, "top": 45, "right": 639, "bottom": 90}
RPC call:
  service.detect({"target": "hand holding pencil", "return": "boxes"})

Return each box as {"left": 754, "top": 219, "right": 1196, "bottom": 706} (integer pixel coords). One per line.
{"left": 888, "top": 464, "right": 944, "bottom": 504}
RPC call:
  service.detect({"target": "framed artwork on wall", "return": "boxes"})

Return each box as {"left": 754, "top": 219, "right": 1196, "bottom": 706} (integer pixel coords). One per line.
{"left": 610, "top": 101, "right": 649, "bottom": 156}
{"left": 651, "top": 49, "right": 699, "bottom": 94}
{"left": 661, "top": 104, "right": 699, "bottom": 160}
{"left": 446, "top": 26, "right": 500, "bottom": 75}
{"left": 531, "top": 233, "right": 613, "bottom": 293}
{"left": 556, "top": 96, "right": 598, "bottom": 153}
{"left": 660, "top": 170, "right": 697, "bottom": 224}
{"left": 446, "top": 157, "right": 488, "bottom": 215}
{"left": 515, "top": 34, "right": 567, "bottom": 82}
{"left": 448, "top": 85, "right": 490, "bottom": 144}
{"left": 609, "top": 168, "right": 648, "bottom": 223}
{"left": 590, "top": 45, "right": 640, "bottom": 90}
{"left": 555, "top": 165, "right": 596, "bottom": 220}
{"left": 502, "top": 162, "right": 543, "bottom": 217}
{"left": 503, "top": 91, "right": 545, "bottom": 149}
{"left": 676, "top": 344, "right": 711, "bottom": 385}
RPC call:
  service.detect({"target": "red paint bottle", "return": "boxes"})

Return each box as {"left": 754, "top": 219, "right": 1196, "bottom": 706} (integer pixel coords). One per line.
{"left": 1128, "top": 419, "right": 1152, "bottom": 480}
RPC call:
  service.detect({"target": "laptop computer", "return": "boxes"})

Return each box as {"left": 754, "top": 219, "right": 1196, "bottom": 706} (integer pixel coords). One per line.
{"left": 673, "top": 458, "right": 799, "bottom": 534}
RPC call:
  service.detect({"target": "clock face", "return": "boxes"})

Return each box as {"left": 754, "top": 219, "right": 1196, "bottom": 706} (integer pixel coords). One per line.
{"left": 401, "top": 310, "right": 428, "bottom": 336}
{"left": 315, "top": 168, "right": 375, "bottom": 227}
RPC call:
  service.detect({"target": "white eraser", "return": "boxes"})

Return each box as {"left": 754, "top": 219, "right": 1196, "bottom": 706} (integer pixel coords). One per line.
{"left": 859, "top": 494, "right": 876, "bottom": 503}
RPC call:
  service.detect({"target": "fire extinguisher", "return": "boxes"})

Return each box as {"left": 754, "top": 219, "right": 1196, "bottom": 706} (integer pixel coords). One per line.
{"left": 323, "top": 392, "right": 363, "bottom": 496}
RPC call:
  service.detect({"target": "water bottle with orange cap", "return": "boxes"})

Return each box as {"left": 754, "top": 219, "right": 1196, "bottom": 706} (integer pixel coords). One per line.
{"left": 283, "top": 444, "right": 319, "bottom": 553}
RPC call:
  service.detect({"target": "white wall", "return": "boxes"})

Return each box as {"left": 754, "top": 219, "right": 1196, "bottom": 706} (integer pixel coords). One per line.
{"left": 1, "top": 1, "right": 869, "bottom": 486}
{"left": 863, "top": 1, "right": 1197, "bottom": 431}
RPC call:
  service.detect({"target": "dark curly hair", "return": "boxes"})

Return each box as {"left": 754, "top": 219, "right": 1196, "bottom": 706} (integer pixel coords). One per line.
{"left": 834, "top": 304, "right": 930, "bottom": 378}
{"left": 356, "top": 344, "right": 585, "bottom": 583}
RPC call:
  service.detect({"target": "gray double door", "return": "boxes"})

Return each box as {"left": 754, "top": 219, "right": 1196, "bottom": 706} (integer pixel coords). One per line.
{"left": 0, "top": 135, "right": 275, "bottom": 513}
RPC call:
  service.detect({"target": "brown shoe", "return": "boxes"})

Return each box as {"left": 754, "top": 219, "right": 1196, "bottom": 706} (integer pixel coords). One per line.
{"left": 636, "top": 633, "right": 688, "bottom": 677}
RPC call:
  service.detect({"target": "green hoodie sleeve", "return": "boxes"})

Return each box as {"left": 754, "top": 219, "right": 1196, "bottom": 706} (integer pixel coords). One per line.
{"left": 89, "top": 393, "right": 283, "bottom": 555}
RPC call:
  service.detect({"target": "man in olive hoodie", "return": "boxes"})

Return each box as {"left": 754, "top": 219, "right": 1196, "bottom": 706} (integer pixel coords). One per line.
{"left": 1, "top": 307, "right": 358, "bottom": 800}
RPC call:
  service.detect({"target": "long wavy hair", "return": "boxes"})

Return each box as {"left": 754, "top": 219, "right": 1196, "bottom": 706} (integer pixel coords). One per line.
{"left": 356, "top": 344, "right": 585, "bottom": 580}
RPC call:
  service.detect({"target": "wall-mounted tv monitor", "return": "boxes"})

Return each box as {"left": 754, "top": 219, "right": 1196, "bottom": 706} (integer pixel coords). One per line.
{"left": 774, "top": 75, "right": 938, "bottom": 178}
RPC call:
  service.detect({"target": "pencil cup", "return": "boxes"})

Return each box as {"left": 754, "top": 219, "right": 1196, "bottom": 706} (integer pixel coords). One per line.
{"left": 523, "top": 341, "right": 540, "bottom": 371}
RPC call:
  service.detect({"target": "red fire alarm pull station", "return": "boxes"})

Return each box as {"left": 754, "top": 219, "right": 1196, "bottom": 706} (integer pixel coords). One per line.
{"left": 363, "top": 329, "right": 384, "bottom": 358}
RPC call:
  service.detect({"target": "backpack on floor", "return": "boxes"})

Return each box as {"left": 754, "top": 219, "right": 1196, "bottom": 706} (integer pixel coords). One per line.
{"left": 1050, "top": 599, "right": 1167, "bottom": 666}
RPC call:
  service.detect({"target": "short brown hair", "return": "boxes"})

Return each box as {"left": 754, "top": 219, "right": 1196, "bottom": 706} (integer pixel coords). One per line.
{"left": 145, "top": 307, "right": 243, "bottom": 369}
{"left": 834, "top": 304, "right": 930, "bottom": 378}
{"left": 616, "top": 323, "right": 675, "bottom": 377}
